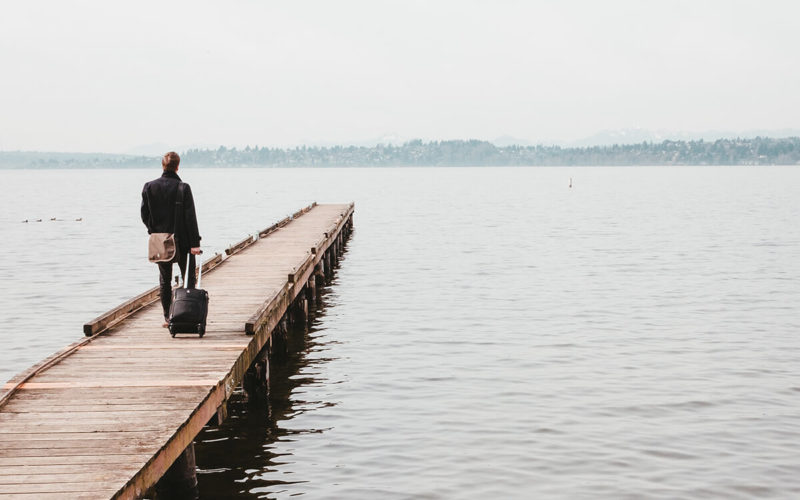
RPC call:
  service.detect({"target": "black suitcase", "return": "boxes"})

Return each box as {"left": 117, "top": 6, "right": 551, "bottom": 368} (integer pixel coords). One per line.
{"left": 168, "top": 255, "right": 209, "bottom": 337}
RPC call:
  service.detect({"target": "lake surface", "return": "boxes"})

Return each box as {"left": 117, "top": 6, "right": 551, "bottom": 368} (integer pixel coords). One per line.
{"left": 1, "top": 166, "right": 799, "bottom": 499}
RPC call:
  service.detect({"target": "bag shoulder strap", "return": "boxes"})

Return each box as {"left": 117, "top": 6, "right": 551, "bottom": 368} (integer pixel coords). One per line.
{"left": 173, "top": 182, "right": 185, "bottom": 236}
{"left": 144, "top": 185, "right": 155, "bottom": 230}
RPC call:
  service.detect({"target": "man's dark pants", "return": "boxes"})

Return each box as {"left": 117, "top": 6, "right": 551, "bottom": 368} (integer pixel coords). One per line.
{"left": 158, "top": 252, "right": 196, "bottom": 320}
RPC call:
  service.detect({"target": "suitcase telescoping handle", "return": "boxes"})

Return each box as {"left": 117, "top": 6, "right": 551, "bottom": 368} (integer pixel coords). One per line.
{"left": 182, "top": 250, "right": 203, "bottom": 289}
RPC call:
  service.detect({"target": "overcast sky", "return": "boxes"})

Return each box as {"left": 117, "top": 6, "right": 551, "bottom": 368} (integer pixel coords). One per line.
{"left": 1, "top": 0, "right": 799, "bottom": 153}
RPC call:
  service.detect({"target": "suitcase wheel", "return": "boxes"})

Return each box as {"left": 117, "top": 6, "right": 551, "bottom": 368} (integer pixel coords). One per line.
{"left": 198, "top": 324, "right": 205, "bottom": 338}
{"left": 169, "top": 323, "right": 176, "bottom": 338}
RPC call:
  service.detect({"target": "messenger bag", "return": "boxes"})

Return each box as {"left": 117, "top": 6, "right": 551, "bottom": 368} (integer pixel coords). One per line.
{"left": 147, "top": 183, "right": 185, "bottom": 263}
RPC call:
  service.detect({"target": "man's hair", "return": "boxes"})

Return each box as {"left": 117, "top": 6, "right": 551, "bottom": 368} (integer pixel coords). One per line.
{"left": 162, "top": 152, "right": 180, "bottom": 171}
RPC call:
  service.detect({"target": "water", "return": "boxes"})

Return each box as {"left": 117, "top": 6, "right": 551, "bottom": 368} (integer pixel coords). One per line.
{"left": 1, "top": 166, "right": 799, "bottom": 498}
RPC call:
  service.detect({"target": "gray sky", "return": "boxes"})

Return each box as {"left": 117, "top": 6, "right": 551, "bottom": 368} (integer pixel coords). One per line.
{"left": 1, "top": 0, "right": 799, "bottom": 153}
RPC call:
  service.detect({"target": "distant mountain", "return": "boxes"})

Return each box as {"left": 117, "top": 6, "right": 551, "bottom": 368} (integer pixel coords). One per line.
{"left": 125, "top": 142, "right": 221, "bottom": 156}
{"left": 296, "top": 133, "right": 410, "bottom": 148}
{"left": 124, "top": 142, "right": 171, "bottom": 156}
{"left": 492, "top": 135, "right": 537, "bottom": 147}
{"left": 568, "top": 128, "right": 800, "bottom": 147}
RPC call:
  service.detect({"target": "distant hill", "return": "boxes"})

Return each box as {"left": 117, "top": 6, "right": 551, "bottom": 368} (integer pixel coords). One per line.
{"left": 0, "top": 151, "right": 156, "bottom": 169}
{"left": 568, "top": 128, "right": 800, "bottom": 147}
{"left": 3, "top": 137, "right": 800, "bottom": 168}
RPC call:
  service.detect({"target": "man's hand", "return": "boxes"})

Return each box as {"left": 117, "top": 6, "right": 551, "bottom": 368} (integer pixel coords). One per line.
{"left": 190, "top": 247, "right": 203, "bottom": 255}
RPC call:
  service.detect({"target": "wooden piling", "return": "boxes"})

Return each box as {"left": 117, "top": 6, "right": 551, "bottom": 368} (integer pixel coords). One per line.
{"left": 211, "top": 400, "right": 228, "bottom": 426}
{"left": 305, "top": 276, "right": 316, "bottom": 307}
{"left": 153, "top": 443, "right": 198, "bottom": 500}
{"left": 292, "top": 295, "right": 308, "bottom": 330}
{"left": 243, "top": 340, "right": 270, "bottom": 403}
{"left": 315, "top": 262, "right": 325, "bottom": 292}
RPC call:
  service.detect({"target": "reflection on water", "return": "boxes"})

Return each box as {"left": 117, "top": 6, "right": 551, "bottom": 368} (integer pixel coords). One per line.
{"left": 195, "top": 273, "right": 344, "bottom": 499}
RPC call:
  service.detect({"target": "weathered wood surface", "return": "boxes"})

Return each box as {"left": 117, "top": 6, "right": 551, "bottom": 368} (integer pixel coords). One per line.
{"left": 0, "top": 203, "right": 354, "bottom": 500}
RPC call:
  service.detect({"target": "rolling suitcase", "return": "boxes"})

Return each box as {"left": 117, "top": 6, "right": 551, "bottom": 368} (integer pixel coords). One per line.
{"left": 168, "top": 254, "right": 209, "bottom": 338}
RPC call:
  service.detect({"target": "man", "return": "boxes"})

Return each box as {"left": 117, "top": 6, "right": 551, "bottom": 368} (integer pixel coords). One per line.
{"left": 141, "top": 152, "right": 202, "bottom": 327}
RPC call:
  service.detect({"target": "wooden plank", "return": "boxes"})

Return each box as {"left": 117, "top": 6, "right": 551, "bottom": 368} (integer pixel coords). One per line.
{"left": 2, "top": 391, "right": 199, "bottom": 402}
{"left": 0, "top": 400, "right": 203, "bottom": 412}
{"left": 78, "top": 344, "right": 245, "bottom": 350}
{"left": 0, "top": 446, "right": 156, "bottom": 458}
{"left": 43, "top": 357, "right": 240, "bottom": 366}
{"left": 35, "top": 358, "right": 237, "bottom": 367}
{"left": 5, "top": 380, "right": 220, "bottom": 390}
{"left": 0, "top": 471, "right": 135, "bottom": 484}
{"left": 1, "top": 403, "right": 198, "bottom": 413}
{"left": 0, "top": 464, "right": 141, "bottom": 476}
{"left": 28, "top": 366, "right": 231, "bottom": 375}
{"left": 5, "top": 384, "right": 210, "bottom": 395}
{"left": 0, "top": 421, "right": 176, "bottom": 434}
{"left": 0, "top": 408, "right": 194, "bottom": 421}
{"left": 0, "top": 483, "right": 126, "bottom": 494}
{"left": 0, "top": 437, "right": 166, "bottom": 450}
{"left": 0, "top": 430, "right": 173, "bottom": 442}
{"left": 0, "top": 455, "right": 151, "bottom": 466}
{"left": 27, "top": 364, "right": 233, "bottom": 372}
{"left": 0, "top": 493, "right": 117, "bottom": 500}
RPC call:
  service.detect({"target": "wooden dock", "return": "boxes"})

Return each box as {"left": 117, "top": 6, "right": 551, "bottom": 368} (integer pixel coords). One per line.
{"left": 0, "top": 202, "right": 354, "bottom": 499}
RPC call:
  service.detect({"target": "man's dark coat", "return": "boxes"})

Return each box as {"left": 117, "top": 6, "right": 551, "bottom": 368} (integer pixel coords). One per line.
{"left": 140, "top": 170, "right": 201, "bottom": 252}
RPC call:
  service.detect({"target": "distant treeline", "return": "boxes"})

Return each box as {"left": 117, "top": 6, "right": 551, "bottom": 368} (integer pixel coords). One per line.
{"left": 184, "top": 137, "right": 800, "bottom": 166}
{"left": 3, "top": 137, "right": 800, "bottom": 168}
{"left": 0, "top": 151, "right": 154, "bottom": 169}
